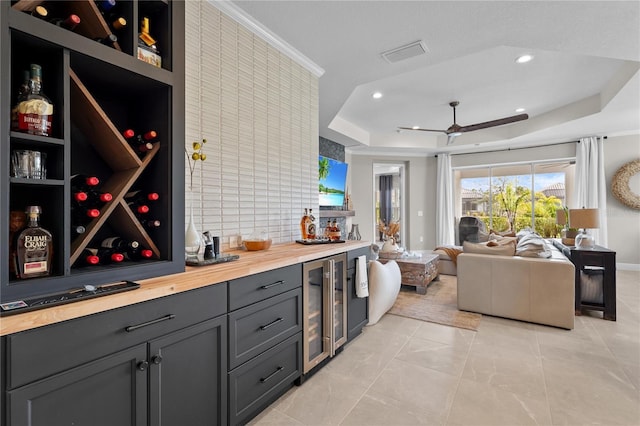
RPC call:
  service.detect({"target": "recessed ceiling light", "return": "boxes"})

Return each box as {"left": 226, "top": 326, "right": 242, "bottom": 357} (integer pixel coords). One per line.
{"left": 372, "top": 92, "right": 383, "bottom": 99}
{"left": 412, "top": 125, "right": 420, "bottom": 130}
{"left": 515, "top": 54, "right": 534, "bottom": 64}
{"left": 515, "top": 107, "right": 526, "bottom": 113}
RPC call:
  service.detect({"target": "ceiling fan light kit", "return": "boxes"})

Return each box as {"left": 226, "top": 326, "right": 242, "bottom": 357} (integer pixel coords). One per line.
{"left": 398, "top": 100, "right": 529, "bottom": 145}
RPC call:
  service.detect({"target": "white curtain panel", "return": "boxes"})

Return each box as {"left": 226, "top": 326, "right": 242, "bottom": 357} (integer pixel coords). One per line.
{"left": 575, "top": 136, "right": 608, "bottom": 246}
{"left": 436, "top": 153, "right": 455, "bottom": 246}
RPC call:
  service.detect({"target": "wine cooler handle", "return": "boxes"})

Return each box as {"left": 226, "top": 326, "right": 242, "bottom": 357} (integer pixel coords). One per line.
{"left": 259, "top": 317, "right": 284, "bottom": 330}
{"left": 125, "top": 314, "right": 175, "bottom": 332}
{"left": 260, "top": 366, "right": 284, "bottom": 383}
{"left": 260, "top": 280, "right": 284, "bottom": 290}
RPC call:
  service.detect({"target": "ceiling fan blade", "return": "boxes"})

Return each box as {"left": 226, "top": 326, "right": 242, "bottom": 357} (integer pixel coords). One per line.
{"left": 458, "top": 113, "right": 529, "bottom": 133}
{"left": 398, "top": 126, "right": 447, "bottom": 133}
{"left": 446, "top": 134, "right": 458, "bottom": 145}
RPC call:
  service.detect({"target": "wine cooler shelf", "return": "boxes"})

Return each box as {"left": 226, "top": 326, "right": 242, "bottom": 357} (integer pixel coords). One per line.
{"left": 2, "top": 0, "right": 185, "bottom": 302}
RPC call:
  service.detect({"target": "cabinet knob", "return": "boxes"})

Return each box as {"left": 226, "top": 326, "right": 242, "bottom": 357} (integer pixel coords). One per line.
{"left": 152, "top": 355, "right": 163, "bottom": 364}
{"left": 137, "top": 360, "right": 149, "bottom": 371}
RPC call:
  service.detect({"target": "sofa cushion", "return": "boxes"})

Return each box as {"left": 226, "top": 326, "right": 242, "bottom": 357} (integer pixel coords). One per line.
{"left": 516, "top": 233, "right": 552, "bottom": 258}
{"left": 463, "top": 240, "right": 516, "bottom": 256}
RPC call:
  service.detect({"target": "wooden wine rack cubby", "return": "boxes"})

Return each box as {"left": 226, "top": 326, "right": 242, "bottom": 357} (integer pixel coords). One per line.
{"left": 0, "top": 0, "right": 185, "bottom": 303}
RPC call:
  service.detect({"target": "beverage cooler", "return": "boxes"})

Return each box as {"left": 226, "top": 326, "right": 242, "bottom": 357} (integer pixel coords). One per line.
{"left": 302, "top": 254, "right": 347, "bottom": 374}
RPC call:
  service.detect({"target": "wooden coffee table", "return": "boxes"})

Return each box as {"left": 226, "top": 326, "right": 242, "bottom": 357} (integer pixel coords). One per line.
{"left": 379, "top": 251, "right": 439, "bottom": 294}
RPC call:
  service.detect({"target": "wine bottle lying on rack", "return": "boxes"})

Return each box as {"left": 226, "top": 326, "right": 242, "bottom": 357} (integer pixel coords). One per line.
{"left": 71, "top": 174, "right": 100, "bottom": 192}
{"left": 30, "top": 5, "right": 48, "bottom": 20}
{"left": 85, "top": 247, "right": 124, "bottom": 264}
{"left": 77, "top": 248, "right": 100, "bottom": 266}
{"left": 95, "top": 34, "right": 118, "bottom": 46}
{"left": 50, "top": 14, "right": 81, "bottom": 31}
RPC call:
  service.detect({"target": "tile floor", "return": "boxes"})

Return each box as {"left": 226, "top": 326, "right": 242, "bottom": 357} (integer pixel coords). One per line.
{"left": 250, "top": 270, "right": 640, "bottom": 425}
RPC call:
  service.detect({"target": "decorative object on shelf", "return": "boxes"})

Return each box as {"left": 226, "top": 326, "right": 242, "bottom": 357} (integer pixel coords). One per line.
{"left": 378, "top": 219, "right": 400, "bottom": 242}
{"left": 347, "top": 224, "right": 361, "bottom": 240}
{"left": 570, "top": 208, "right": 599, "bottom": 249}
{"left": 243, "top": 230, "right": 271, "bottom": 251}
{"left": 611, "top": 159, "right": 640, "bottom": 210}
{"left": 185, "top": 139, "right": 207, "bottom": 260}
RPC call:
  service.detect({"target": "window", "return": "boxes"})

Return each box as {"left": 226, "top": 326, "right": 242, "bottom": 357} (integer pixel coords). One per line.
{"left": 454, "top": 160, "right": 574, "bottom": 237}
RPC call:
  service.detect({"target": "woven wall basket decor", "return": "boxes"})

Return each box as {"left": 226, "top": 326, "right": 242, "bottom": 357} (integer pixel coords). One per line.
{"left": 611, "top": 159, "right": 640, "bottom": 210}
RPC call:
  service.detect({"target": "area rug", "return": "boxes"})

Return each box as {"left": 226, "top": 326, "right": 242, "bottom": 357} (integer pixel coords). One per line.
{"left": 387, "top": 275, "right": 482, "bottom": 331}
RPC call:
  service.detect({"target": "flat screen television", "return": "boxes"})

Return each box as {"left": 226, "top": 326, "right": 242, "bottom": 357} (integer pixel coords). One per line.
{"left": 318, "top": 155, "right": 348, "bottom": 207}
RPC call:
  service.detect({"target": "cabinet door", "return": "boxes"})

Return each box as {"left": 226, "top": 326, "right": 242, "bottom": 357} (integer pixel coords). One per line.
{"left": 7, "top": 344, "right": 147, "bottom": 426}
{"left": 148, "top": 316, "right": 227, "bottom": 426}
{"left": 347, "top": 266, "right": 369, "bottom": 341}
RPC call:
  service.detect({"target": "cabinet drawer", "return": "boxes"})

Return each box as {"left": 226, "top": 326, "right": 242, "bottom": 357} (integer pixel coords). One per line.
{"left": 228, "top": 288, "right": 301, "bottom": 369}
{"left": 229, "top": 333, "right": 301, "bottom": 426}
{"left": 229, "top": 264, "right": 302, "bottom": 311}
{"left": 7, "top": 283, "right": 227, "bottom": 389}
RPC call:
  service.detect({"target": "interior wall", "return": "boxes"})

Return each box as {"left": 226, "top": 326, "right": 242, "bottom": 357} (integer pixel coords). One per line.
{"left": 185, "top": 2, "right": 319, "bottom": 244}
{"left": 603, "top": 134, "right": 640, "bottom": 266}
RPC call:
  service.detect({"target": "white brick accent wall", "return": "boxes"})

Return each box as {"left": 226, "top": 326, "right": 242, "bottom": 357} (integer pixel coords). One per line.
{"left": 185, "top": 2, "right": 319, "bottom": 244}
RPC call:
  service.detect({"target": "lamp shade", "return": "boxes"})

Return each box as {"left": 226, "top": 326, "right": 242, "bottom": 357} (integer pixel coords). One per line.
{"left": 569, "top": 208, "right": 599, "bottom": 229}
{"left": 556, "top": 209, "right": 567, "bottom": 226}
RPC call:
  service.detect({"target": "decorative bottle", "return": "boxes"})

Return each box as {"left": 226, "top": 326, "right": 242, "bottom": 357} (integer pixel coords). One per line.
{"left": 14, "top": 206, "right": 53, "bottom": 279}
{"left": 12, "top": 64, "right": 54, "bottom": 136}
{"left": 137, "top": 17, "right": 161, "bottom": 67}
{"left": 300, "top": 208, "right": 309, "bottom": 239}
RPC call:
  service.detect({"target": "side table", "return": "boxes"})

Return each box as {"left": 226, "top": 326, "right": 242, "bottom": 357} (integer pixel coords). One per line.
{"left": 379, "top": 251, "right": 439, "bottom": 295}
{"left": 552, "top": 239, "right": 616, "bottom": 320}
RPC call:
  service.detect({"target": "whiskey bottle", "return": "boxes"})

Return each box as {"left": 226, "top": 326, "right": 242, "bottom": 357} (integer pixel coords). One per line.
{"left": 12, "top": 64, "right": 54, "bottom": 136}
{"left": 137, "top": 17, "right": 161, "bottom": 67}
{"left": 300, "top": 208, "right": 309, "bottom": 239}
{"left": 307, "top": 208, "right": 316, "bottom": 239}
{"left": 11, "top": 70, "right": 31, "bottom": 131}
{"left": 14, "top": 206, "right": 53, "bottom": 279}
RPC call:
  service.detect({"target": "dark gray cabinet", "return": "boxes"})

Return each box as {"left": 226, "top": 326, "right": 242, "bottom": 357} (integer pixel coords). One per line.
{"left": 227, "top": 266, "right": 303, "bottom": 425}
{"left": 347, "top": 247, "right": 369, "bottom": 340}
{"left": 3, "top": 284, "right": 228, "bottom": 426}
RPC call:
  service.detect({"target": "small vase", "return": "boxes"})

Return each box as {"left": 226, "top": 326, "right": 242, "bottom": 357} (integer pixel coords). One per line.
{"left": 185, "top": 193, "right": 202, "bottom": 260}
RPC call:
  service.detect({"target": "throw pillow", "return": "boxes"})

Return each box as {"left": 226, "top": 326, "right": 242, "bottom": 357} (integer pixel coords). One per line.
{"left": 463, "top": 240, "right": 516, "bottom": 256}
{"left": 515, "top": 234, "right": 552, "bottom": 258}
{"left": 490, "top": 228, "right": 516, "bottom": 237}
{"left": 366, "top": 260, "right": 401, "bottom": 325}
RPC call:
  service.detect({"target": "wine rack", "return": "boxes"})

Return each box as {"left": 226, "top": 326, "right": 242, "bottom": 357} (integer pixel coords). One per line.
{"left": 1, "top": 0, "right": 185, "bottom": 303}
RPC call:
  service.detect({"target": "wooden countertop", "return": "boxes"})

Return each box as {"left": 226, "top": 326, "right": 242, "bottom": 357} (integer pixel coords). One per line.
{"left": 0, "top": 241, "right": 371, "bottom": 336}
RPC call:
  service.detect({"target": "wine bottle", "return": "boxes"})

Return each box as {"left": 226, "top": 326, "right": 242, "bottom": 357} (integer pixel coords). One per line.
{"left": 71, "top": 224, "right": 86, "bottom": 239}
{"left": 85, "top": 189, "right": 113, "bottom": 208}
{"left": 125, "top": 190, "right": 159, "bottom": 203}
{"left": 140, "top": 218, "right": 161, "bottom": 229}
{"left": 124, "top": 245, "right": 154, "bottom": 261}
{"left": 100, "top": 236, "right": 139, "bottom": 252}
{"left": 12, "top": 64, "right": 54, "bottom": 136}
{"left": 71, "top": 174, "right": 100, "bottom": 192}
{"left": 137, "top": 17, "right": 161, "bottom": 67}
{"left": 30, "top": 5, "right": 48, "bottom": 20}
{"left": 50, "top": 14, "right": 81, "bottom": 31}
{"left": 110, "top": 17, "right": 127, "bottom": 32}
{"left": 123, "top": 129, "right": 157, "bottom": 144}
{"left": 95, "top": 0, "right": 116, "bottom": 13}
{"left": 95, "top": 34, "right": 118, "bottom": 46}
{"left": 92, "top": 247, "right": 124, "bottom": 264}
{"left": 71, "top": 205, "right": 100, "bottom": 226}
{"left": 77, "top": 248, "right": 100, "bottom": 266}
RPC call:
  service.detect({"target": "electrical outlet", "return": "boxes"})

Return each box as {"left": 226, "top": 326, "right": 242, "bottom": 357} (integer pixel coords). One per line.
{"left": 420, "top": 236, "right": 424, "bottom": 242}
{"left": 229, "top": 235, "right": 238, "bottom": 249}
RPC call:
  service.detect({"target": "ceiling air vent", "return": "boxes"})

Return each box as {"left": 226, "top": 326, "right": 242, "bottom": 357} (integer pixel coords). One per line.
{"left": 381, "top": 40, "right": 428, "bottom": 64}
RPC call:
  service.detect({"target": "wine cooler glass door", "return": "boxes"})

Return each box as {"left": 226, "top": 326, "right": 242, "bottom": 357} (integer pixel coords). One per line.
{"left": 303, "top": 259, "right": 329, "bottom": 373}
{"left": 332, "top": 256, "right": 347, "bottom": 353}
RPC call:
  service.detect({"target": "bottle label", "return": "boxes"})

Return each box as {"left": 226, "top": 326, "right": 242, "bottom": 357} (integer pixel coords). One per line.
{"left": 17, "top": 99, "right": 53, "bottom": 136}
{"left": 137, "top": 47, "right": 162, "bottom": 68}
{"left": 24, "top": 261, "right": 48, "bottom": 275}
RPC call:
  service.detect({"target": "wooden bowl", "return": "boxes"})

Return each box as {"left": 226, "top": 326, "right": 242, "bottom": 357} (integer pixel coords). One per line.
{"left": 243, "top": 239, "right": 272, "bottom": 251}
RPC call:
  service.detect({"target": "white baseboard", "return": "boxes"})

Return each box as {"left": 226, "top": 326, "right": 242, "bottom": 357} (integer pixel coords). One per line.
{"left": 617, "top": 263, "right": 640, "bottom": 271}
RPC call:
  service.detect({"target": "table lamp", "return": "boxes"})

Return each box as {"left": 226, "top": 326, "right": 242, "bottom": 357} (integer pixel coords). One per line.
{"left": 569, "top": 208, "right": 599, "bottom": 249}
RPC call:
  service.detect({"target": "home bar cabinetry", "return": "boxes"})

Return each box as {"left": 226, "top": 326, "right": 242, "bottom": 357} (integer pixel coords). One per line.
{"left": 0, "top": 0, "right": 185, "bottom": 304}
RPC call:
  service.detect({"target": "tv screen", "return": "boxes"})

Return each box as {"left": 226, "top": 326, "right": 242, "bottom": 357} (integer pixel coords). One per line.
{"left": 318, "top": 156, "right": 348, "bottom": 207}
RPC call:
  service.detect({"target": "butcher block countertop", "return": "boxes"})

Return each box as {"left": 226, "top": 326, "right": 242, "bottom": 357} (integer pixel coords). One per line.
{"left": 0, "top": 241, "right": 371, "bottom": 336}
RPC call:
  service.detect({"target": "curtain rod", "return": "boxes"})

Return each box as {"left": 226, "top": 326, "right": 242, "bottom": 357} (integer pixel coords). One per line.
{"left": 435, "top": 136, "right": 607, "bottom": 157}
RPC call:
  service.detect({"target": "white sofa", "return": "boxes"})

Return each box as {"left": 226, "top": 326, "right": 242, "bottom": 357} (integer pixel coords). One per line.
{"left": 457, "top": 244, "right": 575, "bottom": 329}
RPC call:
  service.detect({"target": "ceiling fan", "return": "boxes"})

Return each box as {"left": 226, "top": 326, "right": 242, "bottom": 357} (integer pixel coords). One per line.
{"left": 399, "top": 101, "right": 529, "bottom": 145}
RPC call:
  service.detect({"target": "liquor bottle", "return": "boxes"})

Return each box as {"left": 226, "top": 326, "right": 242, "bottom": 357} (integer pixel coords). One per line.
{"left": 71, "top": 174, "right": 100, "bottom": 192}
{"left": 50, "top": 14, "right": 81, "bottom": 31}
{"left": 137, "top": 17, "right": 161, "bottom": 67}
{"left": 30, "top": 5, "right": 48, "bottom": 20}
{"left": 9, "top": 210, "right": 27, "bottom": 278}
{"left": 11, "top": 70, "right": 31, "bottom": 131}
{"left": 300, "top": 208, "right": 309, "bottom": 239}
{"left": 76, "top": 248, "right": 100, "bottom": 266}
{"left": 12, "top": 64, "right": 54, "bottom": 136}
{"left": 307, "top": 208, "right": 316, "bottom": 239}
{"left": 14, "top": 206, "right": 53, "bottom": 279}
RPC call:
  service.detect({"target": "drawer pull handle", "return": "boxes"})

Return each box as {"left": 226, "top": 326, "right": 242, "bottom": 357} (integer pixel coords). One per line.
{"left": 125, "top": 314, "right": 176, "bottom": 332}
{"left": 259, "top": 317, "right": 284, "bottom": 330}
{"left": 260, "top": 366, "right": 284, "bottom": 383}
{"left": 261, "top": 280, "right": 284, "bottom": 290}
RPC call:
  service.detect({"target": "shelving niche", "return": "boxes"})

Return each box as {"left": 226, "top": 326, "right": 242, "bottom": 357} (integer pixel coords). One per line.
{"left": 1, "top": 0, "right": 185, "bottom": 303}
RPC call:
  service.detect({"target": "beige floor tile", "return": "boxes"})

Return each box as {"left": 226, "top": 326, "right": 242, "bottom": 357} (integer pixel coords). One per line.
{"left": 395, "top": 335, "right": 469, "bottom": 377}
{"left": 411, "top": 320, "right": 476, "bottom": 347}
{"left": 270, "top": 367, "right": 370, "bottom": 425}
{"left": 340, "top": 393, "right": 441, "bottom": 426}
{"left": 365, "top": 313, "right": 422, "bottom": 336}
{"left": 366, "top": 358, "right": 459, "bottom": 423}
{"left": 248, "top": 406, "right": 305, "bottom": 425}
{"left": 446, "top": 378, "right": 552, "bottom": 426}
